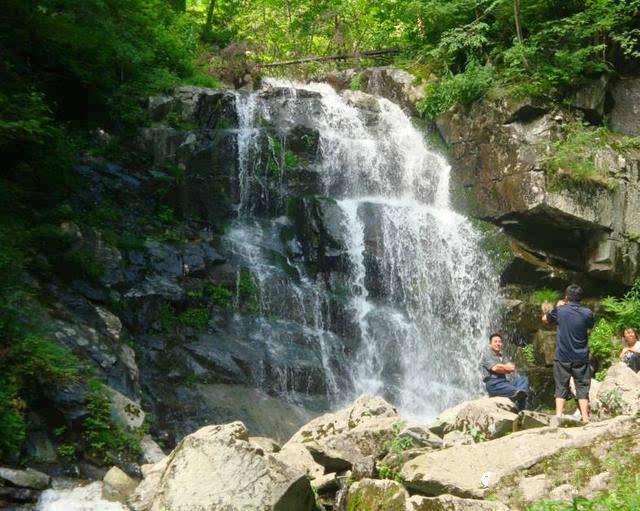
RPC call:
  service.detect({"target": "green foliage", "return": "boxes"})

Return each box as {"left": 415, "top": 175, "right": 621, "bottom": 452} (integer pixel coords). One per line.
{"left": 384, "top": 420, "right": 415, "bottom": 455}
{"left": 238, "top": 269, "right": 258, "bottom": 305}
{"left": 83, "top": 379, "right": 142, "bottom": 464}
{"left": 589, "top": 319, "right": 616, "bottom": 366}
{"left": 521, "top": 345, "right": 535, "bottom": 365}
{"left": 208, "top": 284, "right": 233, "bottom": 307}
{"left": 529, "top": 464, "right": 640, "bottom": 510}
{"left": 420, "top": 62, "right": 493, "bottom": 118}
{"left": 0, "top": 382, "right": 26, "bottom": 462}
{"left": 469, "top": 426, "right": 487, "bottom": 443}
{"left": 56, "top": 443, "right": 77, "bottom": 462}
{"left": 544, "top": 122, "right": 639, "bottom": 186}
{"left": 178, "top": 307, "right": 209, "bottom": 331}
{"left": 600, "top": 280, "right": 640, "bottom": 331}
{"left": 377, "top": 463, "right": 404, "bottom": 483}
{"left": 350, "top": 74, "right": 362, "bottom": 91}
{"left": 158, "top": 303, "right": 178, "bottom": 332}
{"left": 530, "top": 288, "right": 559, "bottom": 306}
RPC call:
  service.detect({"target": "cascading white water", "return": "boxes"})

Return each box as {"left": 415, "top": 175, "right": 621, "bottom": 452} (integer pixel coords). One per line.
{"left": 230, "top": 79, "right": 500, "bottom": 421}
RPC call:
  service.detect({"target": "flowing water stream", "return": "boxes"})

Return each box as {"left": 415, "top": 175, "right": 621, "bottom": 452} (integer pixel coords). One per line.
{"left": 227, "top": 79, "right": 501, "bottom": 420}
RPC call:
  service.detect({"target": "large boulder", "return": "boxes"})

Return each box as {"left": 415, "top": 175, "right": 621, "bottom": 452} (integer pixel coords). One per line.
{"left": 102, "top": 466, "right": 138, "bottom": 503}
{"left": 281, "top": 395, "right": 403, "bottom": 477}
{"left": 429, "top": 397, "right": 518, "bottom": 440}
{"left": 0, "top": 467, "right": 50, "bottom": 490}
{"left": 146, "top": 421, "right": 315, "bottom": 511}
{"left": 401, "top": 415, "right": 635, "bottom": 498}
{"left": 594, "top": 362, "right": 640, "bottom": 417}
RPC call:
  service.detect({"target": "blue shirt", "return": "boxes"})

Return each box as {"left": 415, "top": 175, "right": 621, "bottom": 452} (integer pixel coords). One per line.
{"left": 545, "top": 302, "right": 595, "bottom": 362}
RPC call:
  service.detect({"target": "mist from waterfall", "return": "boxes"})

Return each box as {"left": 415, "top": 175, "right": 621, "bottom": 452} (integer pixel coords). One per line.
{"left": 230, "top": 79, "right": 501, "bottom": 421}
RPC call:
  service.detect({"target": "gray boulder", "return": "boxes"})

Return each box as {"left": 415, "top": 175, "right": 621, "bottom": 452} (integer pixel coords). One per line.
{"left": 102, "top": 466, "right": 138, "bottom": 503}
{"left": 147, "top": 421, "right": 315, "bottom": 511}
{"left": 429, "top": 396, "right": 517, "bottom": 440}
{"left": 0, "top": 467, "right": 50, "bottom": 490}
{"left": 594, "top": 362, "right": 640, "bottom": 417}
{"left": 282, "top": 395, "right": 402, "bottom": 477}
{"left": 401, "top": 415, "right": 635, "bottom": 498}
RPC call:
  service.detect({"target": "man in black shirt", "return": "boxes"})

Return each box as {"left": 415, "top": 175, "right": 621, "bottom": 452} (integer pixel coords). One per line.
{"left": 481, "top": 332, "right": 529, "bottom": 412}
{"left": 542, "top": 284, "right": 594, "bottom": 422}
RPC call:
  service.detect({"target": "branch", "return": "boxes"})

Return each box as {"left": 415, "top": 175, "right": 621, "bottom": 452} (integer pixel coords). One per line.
{"left": 255, "top": 48, "right": 402, "bottom": 68}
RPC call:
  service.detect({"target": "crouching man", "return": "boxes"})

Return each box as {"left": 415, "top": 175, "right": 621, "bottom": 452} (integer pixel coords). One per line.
{"left": 481, "top": 333, "right": 529, "bottom": 412}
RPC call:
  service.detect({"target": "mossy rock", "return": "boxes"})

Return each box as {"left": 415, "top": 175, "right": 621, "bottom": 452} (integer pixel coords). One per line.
{"left": 346, "top": 479, "right": 408, "bottom": 511}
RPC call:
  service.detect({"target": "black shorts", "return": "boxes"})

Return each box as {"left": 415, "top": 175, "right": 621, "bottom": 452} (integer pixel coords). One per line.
{"left": 553, "top": 360, "right": 591, "bottom": 400}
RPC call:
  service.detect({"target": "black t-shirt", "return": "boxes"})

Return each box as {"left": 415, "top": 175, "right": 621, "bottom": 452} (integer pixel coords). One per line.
{"left": 545, "top": 302, "right": 595, "bottom": 362}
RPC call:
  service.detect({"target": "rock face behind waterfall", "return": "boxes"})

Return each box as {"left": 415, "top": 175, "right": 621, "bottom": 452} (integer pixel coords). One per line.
{"left": 434, "top": 88, "right": 640, "bottom": 290}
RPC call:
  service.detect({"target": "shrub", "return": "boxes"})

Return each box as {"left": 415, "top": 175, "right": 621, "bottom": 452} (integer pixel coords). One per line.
{"left": 178, "top": 307, "right": 209, "bottom": 332}
{"left": 530, "top": 288, "right": 559, "bottom": 306}
{"left": 208, "top": 284, "right": 233, "bottom": 307}
{"left": 83, "top": 379, "right": 141, "bottom": 464}
{"left": 589, "top": 319, "right": 616, "bottom": 367}
{"left": 420, "top": 62, "right": 493, "bottom": 118}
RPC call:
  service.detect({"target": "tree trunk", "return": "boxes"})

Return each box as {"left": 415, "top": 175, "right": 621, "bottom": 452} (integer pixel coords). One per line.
{"left": 203, "top": 0, "right": 215, "bottom": 41}
{"left": 514, "top": 0, "right": 529, "bottom": 68}
{"left": 168, "top": 0, "right": 186, "bottom": 12}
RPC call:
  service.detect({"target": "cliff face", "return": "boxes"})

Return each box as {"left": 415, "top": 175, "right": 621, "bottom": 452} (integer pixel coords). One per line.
{"left": 434, "top": 78, "right": 640, "bottom": 292}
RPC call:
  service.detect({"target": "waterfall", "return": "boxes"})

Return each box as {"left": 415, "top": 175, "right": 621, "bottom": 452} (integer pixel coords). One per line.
{"left": 229, "top": 79, "right": 500, "bottom": 421}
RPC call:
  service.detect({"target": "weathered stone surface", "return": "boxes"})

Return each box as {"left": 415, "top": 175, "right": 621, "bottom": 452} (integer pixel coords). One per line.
{"left": 549, "top": 483, "right": 578, "bottom": 502}
{"left": 610, "top": 77, "right": 640, "bottom": 136}
{"left": 282, "top": 395, "right": 400, "bottom": 477}
{"left": 401, "top": 415, "right": 635, "bottom": 498}
{"left": 140, "top": 435, "right": 166, "bottom": 464}
{"left": 148, "top": 422, "right": 315, "bottom": 511}
{"left": 533, "top": 330, "right": 556, "bottom": 366}
{"left": 512, "top": 410, "right": 552, "bottom": 432}
{"left": 430, "top": 397, "right": 517, "bottom": 440}
{"left": 398, "top": 424, "right": 443, "bottom": 450}
{"left": 104, "top": 385, "right": 145, "bottom": 430}
{"left": 594, "top": 362, "right": 640, "bottom": 417}
{"left": 518, "top": 474, "right": 551, "bottom": 504}
{"left": 586, "top": 471, "right": 611, "bottom": 496}
{"left": 102, "top": 466, "right": 138, "bottom": 503}
{"left": 572, "top": 76, "right": 609, "bottom": 122}
{"left": 408, "top": 494, "right": 510, "bottom": 511}
{"left": 323, "top": 67, "right": 425, "bottom": 115}
{"left": 442, "top": 430, "right": 474, "bottom": 448}
{"left": 128, "top": 458, "right": 170, "bottom": 511}
{"left": 249, "top": 436, "right": 281, "bottom": 453}
{"left": 435, "top": 94, "right": 640, "bottom": 289}
{"left": 274, "top": 442, "right": 325, "bottom": 480}
{"left": 345, "top": 478, "right": 409, "bottom": 511}
{"left": 0, "top": 468, "right": 50, "bottom": 490}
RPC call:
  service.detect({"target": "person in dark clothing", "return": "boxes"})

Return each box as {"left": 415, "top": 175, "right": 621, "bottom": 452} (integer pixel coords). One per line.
{"left": 542, "top": 284, "right": 594, "bottom": 422}
{"left": 481, "top": 332, "right": 529, "bottom": 412}
{"left": 620, "top": 327, "right": 640, "bottom": 372}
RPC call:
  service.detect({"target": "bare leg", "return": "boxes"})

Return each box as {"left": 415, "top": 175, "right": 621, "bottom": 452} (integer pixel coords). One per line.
{"left": 578, "top": 399, "right": 589, "bottom": 423}
{"left": 555, "top": 397, "right": 565, "bottom": 417}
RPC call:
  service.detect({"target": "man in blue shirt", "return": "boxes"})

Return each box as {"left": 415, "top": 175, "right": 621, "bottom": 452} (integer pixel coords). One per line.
{"left": 542, "top": 284, "right": 594, "bottom": 422}
{"left": 481, "top": 332, "right": 529, "bottom": 412}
